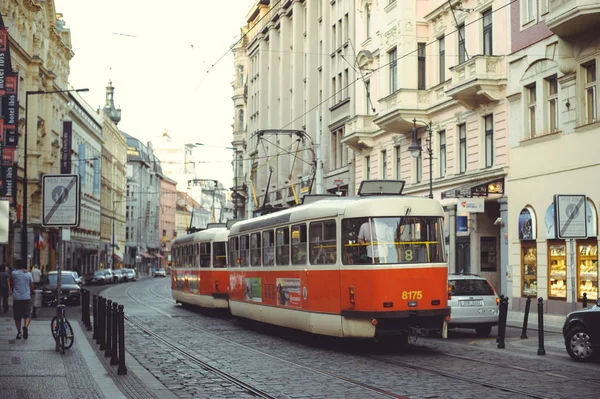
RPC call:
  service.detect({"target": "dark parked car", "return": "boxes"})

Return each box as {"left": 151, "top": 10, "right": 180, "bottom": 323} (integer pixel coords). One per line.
{"left": 41, "top": 271, "right": 81, "bottom": 306}
{"left": 563, "top": 298, "right": 600, "bottom": 362}
{"left": 88, "top": 270, "right": 107, "bottom": 285}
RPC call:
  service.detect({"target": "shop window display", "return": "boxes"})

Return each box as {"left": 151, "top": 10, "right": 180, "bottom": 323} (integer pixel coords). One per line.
{"left": 577, "top": 241, "right": 598, "bottom": 301}
{"left": 522, "top": 243, "right": 537, "bottom": 296}
{"left": 548, "top": 242, "right": 567, "bottom": 299}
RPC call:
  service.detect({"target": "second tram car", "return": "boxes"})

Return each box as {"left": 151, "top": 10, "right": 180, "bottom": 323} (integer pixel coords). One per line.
{"left": 171, "top": 227, "right": 230, "bottom": 308}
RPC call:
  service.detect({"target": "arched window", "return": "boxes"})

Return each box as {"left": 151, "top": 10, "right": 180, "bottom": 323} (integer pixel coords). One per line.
{"left": 518, "top": 206, "right": 536, "bottom": 240}
{"left": 237, "top": 66, "right": 244, "bottom": 86}
{"left": 365, "top": 4, "right": 371, "bottom": 39}
{"left": 519, "top": 206, "right": 538, "bottom": 297}
{"left": 238, "top": 109, "right": 244, "bottom": 131}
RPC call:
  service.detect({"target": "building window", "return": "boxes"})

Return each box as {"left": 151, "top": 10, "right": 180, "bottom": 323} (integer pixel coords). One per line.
{"left": 585, "top": 61, "right": 597, "bottom": 124}
{"left": 332, "top": 24, "right": 336, "bottom": 50}
{"left": 525, "top": 0, "right": 535, "bottom": 23}
{"left": 547, "top": 76, "right": 558, "bottom": 132}
{"left": 332, "top": 77, "right": 336, "bottom": 106}
{"left": 459, "top": 124, "right": 467, "bottom": 174}
{"left": 527, "top": 84, "right": 537, "bottom": 138}
{"left": 522, "top": 242, "right": 538, "bottom": 297}
{"left": 238, "top": 109, "right": 244, "bottom": 131}
{"left": 458, "top": 24, "right": 466, "bottom": 64}
{"left": 331, "top": 128, "right": 344, "bottom": 170}
{"left": 418, "top": 43, "right": 426, "bottom": 90}
{"left": 439, "top": 36, "right": 445, "bottom": 84}
{"left": 484, "top": 115, "right": 494, "bottom": 168}
{"left": 416, "top": 139, "right": 422, "bottom": 183}
{"left": 381, "top": 150, "right": 387, "bottom": 178}
{"left": 439, "top": 130, "right": 446, "bottom": 177}
{"left": 365, "top": 156, "right": 371, "bottom": 179}
{"left": 482, "top": 9, "right": 492, "bottom": 56}
{"left": 389, "top": 48, "right": 398, "bottom": 94}
{"left": 237, "top": 66, "right": 244, "bottom": 85}
{"left": 365, "top": 4, "right": 371, "bottom": 39}
{"left": 394, "top": 145, "right": 401, "bottom": 179}
{"left": 344, "top": 68, "right": 349, "bottom": 99}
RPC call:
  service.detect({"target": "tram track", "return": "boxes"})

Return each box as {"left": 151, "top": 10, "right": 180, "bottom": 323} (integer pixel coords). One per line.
{"left": 128, "top": 281, "right": 589, "bottom": 398}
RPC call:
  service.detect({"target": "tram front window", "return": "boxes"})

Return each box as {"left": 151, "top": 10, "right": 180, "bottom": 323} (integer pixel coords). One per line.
{"left": 342, "top": 216, "right": 445, "bottom": 265}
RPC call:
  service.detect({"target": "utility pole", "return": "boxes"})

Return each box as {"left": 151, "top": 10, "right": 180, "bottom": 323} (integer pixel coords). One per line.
{"left": 315, "top": 110, "right": 323, "bottom": 194}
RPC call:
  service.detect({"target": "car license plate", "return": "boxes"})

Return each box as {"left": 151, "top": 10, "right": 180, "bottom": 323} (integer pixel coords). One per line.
{"left": 478, "top": 308, "right": 496, "bottom": 314}
{"left": 460, "top": 300, "right": 483, "bottom": 306}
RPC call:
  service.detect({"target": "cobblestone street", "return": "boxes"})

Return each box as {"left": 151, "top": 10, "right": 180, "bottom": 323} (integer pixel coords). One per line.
{"left": 96, "top": 278, "right": 600, "bottom": 399}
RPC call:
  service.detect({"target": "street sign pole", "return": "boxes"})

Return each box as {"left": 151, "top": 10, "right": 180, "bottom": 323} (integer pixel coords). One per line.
{"left": 554, "top": 194, "right": 587, "bottom": 312}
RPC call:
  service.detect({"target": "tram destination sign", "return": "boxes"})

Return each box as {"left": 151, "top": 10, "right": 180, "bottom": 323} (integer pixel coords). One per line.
{"left": 42, "top": 174, "right": 80, "bottom": 227}
{"left": 554, "top": 194, "right": 587, "bottom": 239}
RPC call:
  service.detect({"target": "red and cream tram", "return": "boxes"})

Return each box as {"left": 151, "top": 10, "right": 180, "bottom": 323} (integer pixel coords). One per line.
{"left": 227, "top": 181, "right": 450, "bottom": 339}
{"left": 170, "top": 181, "right": 451, "bottom": 340}
{"left": 171, "top": 225, "right": 230, "bottom": 309}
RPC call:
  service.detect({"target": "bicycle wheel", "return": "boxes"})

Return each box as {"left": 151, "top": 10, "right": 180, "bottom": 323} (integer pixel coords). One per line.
{"left": 62, "top": 320, "right": 74, "bottom": 349}
{"left": 50, "top": 316, "right": 58, "bottom": 340}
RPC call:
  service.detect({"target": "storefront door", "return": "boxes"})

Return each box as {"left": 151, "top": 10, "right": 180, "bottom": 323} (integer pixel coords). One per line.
{"left": 456, "top": 237, "right": 471, "bottom": 274}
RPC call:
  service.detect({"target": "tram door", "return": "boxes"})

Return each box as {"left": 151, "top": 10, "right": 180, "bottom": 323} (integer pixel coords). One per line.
{"left": 456, "top": 237, "right": 471, "bottom": 274}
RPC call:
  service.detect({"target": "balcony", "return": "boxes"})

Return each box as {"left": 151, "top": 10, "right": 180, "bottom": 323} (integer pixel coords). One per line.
{"left": 446, "top": 55, "right": 506, "bottom": 110}
{"left": 546, "top": 0, "right": 600, "bottom": 37}
{"left": 372, "top": 89, "right": 429, "bottom": 133}
{"left": 342, "top": 115, "right": 378, "bottom": 151}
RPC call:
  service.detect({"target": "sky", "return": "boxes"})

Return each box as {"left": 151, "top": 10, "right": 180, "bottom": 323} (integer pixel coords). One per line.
{"left": 54, "top": 0, "right": 253, "bottom": 187}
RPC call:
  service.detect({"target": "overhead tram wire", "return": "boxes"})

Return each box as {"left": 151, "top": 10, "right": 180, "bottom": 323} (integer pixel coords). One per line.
{"left": 277, "top": 0, "right": 517, "bottom": 131}
{"left": 190, "top": 0, "right": 285, "bottom": 95}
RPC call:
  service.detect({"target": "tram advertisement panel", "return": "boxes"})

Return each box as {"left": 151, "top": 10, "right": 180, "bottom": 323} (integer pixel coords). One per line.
{"left": 244, "top": 277, "right": 262, "bottom": 302}
{"left": 276, "top": 278, "right": 301, "bottom": 308}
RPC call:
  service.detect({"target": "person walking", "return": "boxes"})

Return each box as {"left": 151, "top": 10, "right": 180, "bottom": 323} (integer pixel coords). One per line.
{"left": 31, "top": 265, "right": 42, "bottom": 290}
{"left": 10, "top": 259, "right": 33, "bottom": 340}
{"left": 0, "top": 265, "right": 10, "bottom": 313}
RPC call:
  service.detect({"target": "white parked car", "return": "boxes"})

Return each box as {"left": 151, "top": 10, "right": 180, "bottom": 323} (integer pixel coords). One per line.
{"left": 153, "top": 268, "right": 167, "bottom": 277}
{"left": 447, "top": 274, "right": 500, "bottom": 337}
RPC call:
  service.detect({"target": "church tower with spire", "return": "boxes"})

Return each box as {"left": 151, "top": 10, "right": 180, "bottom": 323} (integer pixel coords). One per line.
{"left": 103, "top": 80, "right": 122, "bottom": 125}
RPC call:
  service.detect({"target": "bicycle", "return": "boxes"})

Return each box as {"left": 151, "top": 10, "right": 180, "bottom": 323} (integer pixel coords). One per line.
{"left": 51, "top": 304, "right": 74, "bottom": 354}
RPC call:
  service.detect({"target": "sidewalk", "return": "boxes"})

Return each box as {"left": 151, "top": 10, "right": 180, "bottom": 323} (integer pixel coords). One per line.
{"left": 506, "top": 308, "right": 566, "bottom": 334}
{"left": 0, "top": 304, "right": 176, "bottom": 399}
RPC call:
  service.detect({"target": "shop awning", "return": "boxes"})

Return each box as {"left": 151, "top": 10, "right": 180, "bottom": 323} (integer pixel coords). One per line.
{"left": 141, "top": 252, "right": 154, "bottom": 259}
{"left": 441, "top": 177, "right": 505, "bottom": 199}
{"left": 112, "top": 252, "right": 123, "bottom": 260}
{"left": 154, "top": 253, "right": 164, "bottom": 259}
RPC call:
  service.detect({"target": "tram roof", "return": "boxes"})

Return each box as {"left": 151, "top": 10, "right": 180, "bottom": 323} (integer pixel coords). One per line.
{"left": 229, "top": 195, "right": 444, "bottom": 235}
{"left": 171, "top": 227, "right": 230, "bottom": 246}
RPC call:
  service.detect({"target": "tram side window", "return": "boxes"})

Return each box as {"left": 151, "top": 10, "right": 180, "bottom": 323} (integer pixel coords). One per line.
{"left": 239, "top": 235, "right": 250, "bottom": 267}
{"left": 213, "top": 242, "right": 227, "bottom": 268}
{"left": 276, "top": 227, "right": 290, "bottom": 266}
{"left": 195, "top": 244, "right": 201, "bottom": 268}
{"left": 341, "top": 218, "right": 367, "bottom": 265}
{"left": 291, "top": 224, "right": 308, "bottom": 265}
{"left": 251, "top": 233, "right": 262, "bottom": 266}
{"left": 229, "top": 237, "right": 239, "bottom": 267}
{"left": 200, "top": 242, "right": 211, "bottom": 267}
{"left": 262, "top": 230, "right": 275, "bottom": 266}
{"left": 309, "top": 220, "right": 337, "bottom": 265}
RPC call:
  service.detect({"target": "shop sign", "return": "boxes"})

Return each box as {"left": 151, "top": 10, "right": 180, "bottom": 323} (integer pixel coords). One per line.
{"left": 457, "top": 198, "right": 484, "bottom": 213}
{"left": 61, "top": 121, "right": 72, "bottom": 174}
{"left": 554, "top": 194, "right": 587, "bottom": 239}
{"left": 0, "top": 199, "right": 8, "bottom": 244}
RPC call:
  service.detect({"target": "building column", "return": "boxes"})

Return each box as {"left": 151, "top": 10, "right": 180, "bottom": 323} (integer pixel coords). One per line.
{"left": 498, "top": 197, "right": 509, "bottom": 296}
{"left": 444, "top": 204, "right": 457, "bottom": 273}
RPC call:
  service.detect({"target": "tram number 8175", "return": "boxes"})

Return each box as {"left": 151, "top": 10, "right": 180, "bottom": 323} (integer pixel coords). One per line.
{"left": 401, "top": 291, "right": 423, "bottom": 300}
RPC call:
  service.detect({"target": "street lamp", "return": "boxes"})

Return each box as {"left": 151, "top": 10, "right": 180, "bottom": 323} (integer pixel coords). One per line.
{"left": 408, "top": 118, "right": 434, "bottom": 199}
{"left": 21, "top": 88, "right": 89, "bottom": 261}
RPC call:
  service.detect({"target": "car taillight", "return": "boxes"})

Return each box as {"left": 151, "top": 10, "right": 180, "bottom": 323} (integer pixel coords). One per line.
{"left": 448, "top": 284, "right": 452, "bottom": 300}
{"left": 496, "top": 297, "right": 500, "bottom": 306}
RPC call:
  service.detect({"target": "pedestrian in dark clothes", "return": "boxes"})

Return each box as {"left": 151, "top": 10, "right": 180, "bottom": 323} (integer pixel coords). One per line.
{"left": 0, "top": 265, "right": 10, "bottom": 313}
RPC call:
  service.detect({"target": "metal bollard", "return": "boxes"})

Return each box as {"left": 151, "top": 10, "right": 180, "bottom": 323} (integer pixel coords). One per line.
{"left": 497, "top": 297, "right": 508, "bottom": 349}
{"left": 520, "top": 296, "right": 531, "bottom": 339}
{"left": 117, "top": 305, "right": 127, "bottom": 375}
{"left": 111, "top": 302, "right": 119, "bottom": 365}
{"left": 92, "top": 294, "right": 98, "bottom": 340}
{"left": 81, "top": 289, "right": 87, "bottom": 324}
{"left": 583, "top": 293, "right": 588, "bottom": 308}
{"left": 537, "top": 297, "right": 546, "bottom": 356}
{"left": 104, "top": 299, "right": 113, "bottom": 357}
{"left": 98, "top": 297, "right": 106, "bottom": 348}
